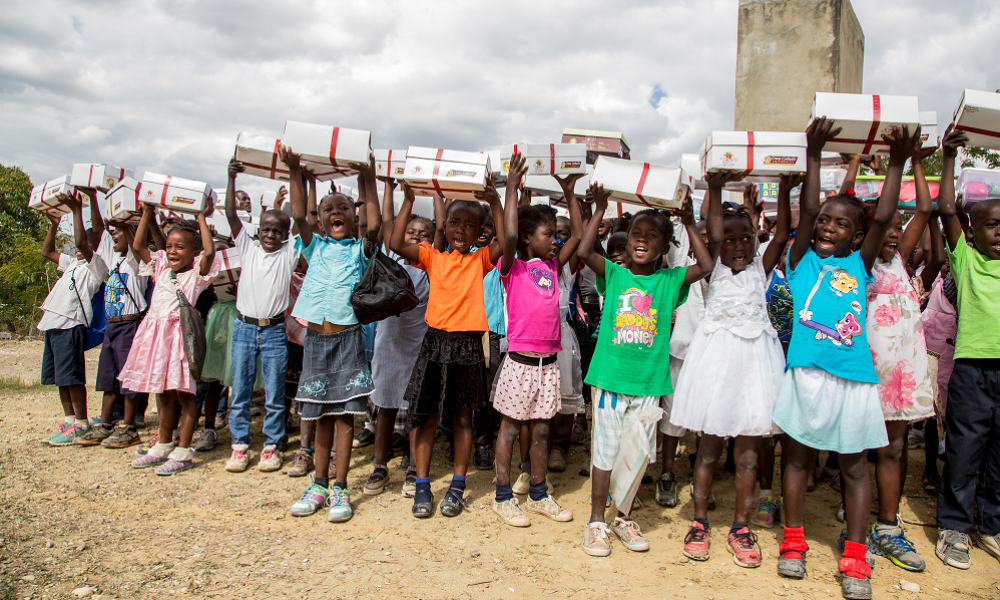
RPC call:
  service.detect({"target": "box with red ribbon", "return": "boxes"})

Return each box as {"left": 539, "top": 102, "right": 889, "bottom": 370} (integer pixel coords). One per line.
{"left": 561, "top": 128, "right": 630, "bottom": 164}
{"left": 952, "top": 89, "right": 1000, "bottom": 151}
{"left": 105, "top": 176, "right": 143, "bottom": 225}
{"left": 374, "top": 149, "right": 407, "bottom": 180}
{"left": 510, "top": 143, "right": 587, "bottom": 176}
{"left": 402, "top": 147, "right": 492, "bottom": 201}
{"left": 700, "top": 131, "right": 807, "bottom": 182}
{"left": 525, "top": 164, "right": 593, "bottom": 198}
{"left": 234, "top": 132, "right": 340, "bottom": 181}
{"left": 212, "top": 247, "right": 241, "bottom": 303}
{"left": 591, "top": 156, "right": 689, "bottom": 210}
{"left": 69, "top": 163, "right": 133, "bottom": 192}
{"left": 139, "top": 172, "right": 213, "bottom": 214}
{"left": 920, "top": 112, "right": 939, "bottom": 149}
{"left": 29, "top": 176, "right": 87, "bottom": 217}
{"left": 811, "top": 93, "right": 920, "bottom": 155}
{"left": 281, "top": 121, "right": 373, "bottom": 181}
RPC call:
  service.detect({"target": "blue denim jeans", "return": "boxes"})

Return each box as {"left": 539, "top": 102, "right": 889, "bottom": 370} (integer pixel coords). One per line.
{"left": 229, "top": 319, "right": 288, "bottom": 447}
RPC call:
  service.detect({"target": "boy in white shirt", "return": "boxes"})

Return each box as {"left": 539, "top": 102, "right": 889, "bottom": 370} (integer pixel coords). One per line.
{"left": 224, "top": 160, "right": 299, "bottom": 473}
{"left": 39, "top": 195, "right": 109, "bottom": 446}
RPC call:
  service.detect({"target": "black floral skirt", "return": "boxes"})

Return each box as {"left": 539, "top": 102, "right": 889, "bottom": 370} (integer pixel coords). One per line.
{"left": 403, "top": 327, "right": 487, "bottom": 431}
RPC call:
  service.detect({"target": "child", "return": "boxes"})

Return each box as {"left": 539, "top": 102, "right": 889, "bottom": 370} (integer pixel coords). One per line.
{"left": 577, "top": 184, "right": 714, "bottom": 557}
{"left": 858, "top": 143, "right": 939, "bottom": 572}
{"left": 74, "top": 192, "right": 148, "bottom": 448}
{"left": 669, "top": 171, "right": 793, "bottom": 568}
{"left": 279, "top": 146, "right": 380, "bottom": 523}
{"left": 364, "top": 178, "right": 433, "bottom": 496}
{"left": 934, "top": 125, "right": 1000, "bottom": 570}
{"left": 771, "top": 118, "right": 920, "bottom": 600}
{"left": 122, "top": 200, "right": 221, "bottom": 475}
{"left": 390, "top": 177, "right": 505, "bottom": 519}
{"left": 491, "top": 153, "right": 582, "bottom": 527}
{"left": 223, "top": 160, "right": 299, "bottom": 474}
{"left": 38, "top": 195, "right": 108, "bottom": 445}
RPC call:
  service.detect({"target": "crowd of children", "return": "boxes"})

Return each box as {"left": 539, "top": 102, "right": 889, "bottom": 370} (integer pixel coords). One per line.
{"left": 32, "top": 120, "right": 1000, "bottom": 600}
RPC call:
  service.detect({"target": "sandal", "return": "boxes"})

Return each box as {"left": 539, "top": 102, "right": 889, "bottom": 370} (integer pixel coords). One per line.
{"left": 439, "top": 490, "right": 467, "bottom": 517}
{"left": 412, "top": 491, "right": 434, "bottom": 519}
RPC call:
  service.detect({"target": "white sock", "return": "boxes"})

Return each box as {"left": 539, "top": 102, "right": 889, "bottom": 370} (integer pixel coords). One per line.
{"left": 75, "top": 418, "right": 88, "bottom": 427}
{"left": 168, "top": 446, "right": 195, "bottom": 462}
{"left": 148, "top": 442, "right": 176, "bottom": 458}
{"left": 63, "top": 416, "right": 75, "bottom": 425}
{"left": 760, "top": 489, "right": 773, "bottom": 499}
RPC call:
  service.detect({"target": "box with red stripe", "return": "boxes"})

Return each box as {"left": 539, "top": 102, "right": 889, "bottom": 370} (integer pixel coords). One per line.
{"left": 510, "top": 143, "right": 587, "bottom": 176}
{"left": 234, "top": 132, "right": 339, "bottom": 182}
{"left": 700, "top": 131, "right": 807, "bottom": 182}
{"left": 29, "top": 175, "right": 87, "bottom": 217}
{"left": 952, "top": 89, "right": 1000, "bottom": 151}
{"left": 374, "top": 149, "right": 407, "bottom": 179}
{"left": 280, "top": 121, "right": 373, "bottom": 181}
{"left": 525, "top": 164, "right": 593, "bottom": 198}
{"left": 69, "top": 163, "right": 132, "bottom": 192}
{"left": 811, "top": 92, "right": 920, "bottom": 156}
{"left": 105, "top": 176, "right": 143, "bottom": 225}
{"left": 402, "top": 147, "right": 492, "bottom": 202}
{"left": 139, "top": 172, "right": 213, "bottom": 214}
{"left": 590, "top": 157, "right": 689, "bottom": 210}
{"left": 920, "top": 112, "right": 939, "bottom": 150}
{"left": 211, "top": 247, "right": 241, "bottom": 303}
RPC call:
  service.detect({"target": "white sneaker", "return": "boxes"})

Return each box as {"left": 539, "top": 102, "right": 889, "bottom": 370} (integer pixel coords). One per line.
{"left": 257, "top": 445, "right": 282, "bottom": 472}
{"left": 225, "top": 444, "right": 251, "bottom": 473}
{"left": 512, "top": 472, "right": 531, "bottom": 495}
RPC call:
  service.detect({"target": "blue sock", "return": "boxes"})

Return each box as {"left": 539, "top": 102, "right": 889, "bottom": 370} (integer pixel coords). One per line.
{"left": 495, "top": 484, "right": 513, "bottom": 503}
{"left": 449, "top": 475, "right": 466, "bottom": 498}
{"left": 529, "top": 480, "right": 547, "bottom": 501}
{"left": 730, "top": 521, "right": 748, "bottom": 535}
{"left": 414, "top": 477, "right": 431, "bottom": 504}
{"left": 695, "top": 517, "right": 710, "bottom": 529}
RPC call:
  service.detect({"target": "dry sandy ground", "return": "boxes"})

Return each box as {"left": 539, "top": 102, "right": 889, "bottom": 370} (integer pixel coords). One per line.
{"left": 0, "top": 340, "right": 998, "bottom": 600}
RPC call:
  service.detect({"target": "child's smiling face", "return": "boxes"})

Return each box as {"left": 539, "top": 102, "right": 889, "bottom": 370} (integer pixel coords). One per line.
{"left": 165, "top": 230, "right": 199, "bottom": 272}
{"left": 112, "top": 227, "right": 129, "bottom": 253}
{"left": 813, "top": 201, "right": 863, "bottom": 258}
{"left": 318, "top": 193, "right": 356, "bottom": 240}
{"left": 878, "top": 211, "right": 904, "bottom": 262}
{"left": 720, "top": 219, "right": 754, "bottom": 272}
{"left": 971, "top": 202, "right": 1000, "bottom": 260}
{"left": 404, "top": 219, "right": 434, "bottom": 245}
{"left": 626, "top": 213, "right": 667, "bottom": 267}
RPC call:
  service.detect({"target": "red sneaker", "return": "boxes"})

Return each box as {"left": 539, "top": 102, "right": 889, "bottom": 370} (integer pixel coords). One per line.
{"left": 683, "top": 521, "right": 711, "bottom": 561}
{"left": 727, "top": 527, "right": 762, "bottom": 568}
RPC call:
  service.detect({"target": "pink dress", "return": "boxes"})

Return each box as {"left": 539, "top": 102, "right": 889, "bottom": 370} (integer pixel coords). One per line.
{"left": 118, "top": 250, "right": 222, "bottom": 395}
{"left": 922, "top": 276, "right": 957, "bottom": 418}
{"left": 866, "top": 253, "right": 934, "bottom": 421}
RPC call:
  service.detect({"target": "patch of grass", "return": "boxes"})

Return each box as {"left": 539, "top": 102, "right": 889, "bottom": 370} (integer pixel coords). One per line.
{"left": 0, "top": 375, "right": 40, "bottom": 389}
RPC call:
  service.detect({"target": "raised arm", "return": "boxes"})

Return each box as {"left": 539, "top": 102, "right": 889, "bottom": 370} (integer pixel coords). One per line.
{"left": 921, "top": 214, "right": 945, "bottom": 291}
{"left": 62, "top": 194, "right": 93, "bottom": 262}
{"left": 280, "top": 144, "right": 313, "bottom": 248}
{"left": 577, "top": 182, "right": 609, "bottom": 277}
{"left": 432, "top": 196, "right": 447, "bottom": 251}
{"left": 132, "top": 204, "right": 155, "bottom": 264}
{"left": 40, "top": 214, "right": 62, "bottom": 264}
{"left": 762, "top": 173, "right": 800, "bottom": 274}
{"left": 860, "top": 126, "right": 922, "bottom": 272}
{"left": 481, "top": 173, "right": 505, "bottom": 266}
{"left": 898, "top": 143, "right": 938, "bottom": 259}
{"left": 197, "top": 198, "right": 216, "bottom": 276}
{"left": 704, "top": 171, "right": 743, "bottom": 260}
{"left": 501, "top": 153, "right": 527, "bottom": 274}
{"left": 357, "top": 157, "right": 381, "bottom": 252}
{"left": 839, "top": 154, "right": 861, "bottom": 196}
{"left": 379, "top": 178, "right": 397, "bottom": 248}
{"left": 390, "top": 183, "right": 422, "bottom": 263}
{"left": 557, "top": 173, "right": 585, "bottom": 270}
{"left": 789, "top": 117, "right": 841, "bottom": 270}
{"left": 225, "top": 158, "right": 245, "bottom": 238}
{"left": 682, "top": 197, "right": 713, "bottom": 285}
{"left": 83, "top": 188, "right": 105, "bottom": 237}
{"left": 936, "top": 125, "right": 968, "bottom": 251}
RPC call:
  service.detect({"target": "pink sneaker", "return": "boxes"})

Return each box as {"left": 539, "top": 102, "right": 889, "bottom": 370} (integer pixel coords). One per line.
{"left": 683, "top": 521, "right": 711, "bottom": 561}
{"left": 727, "top": 527, "right": 762, "bottom": 568}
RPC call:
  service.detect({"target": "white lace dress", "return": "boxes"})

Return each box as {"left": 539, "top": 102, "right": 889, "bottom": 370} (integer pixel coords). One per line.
{"left": 669, "top": 258, "right": 786, "bottom": 437}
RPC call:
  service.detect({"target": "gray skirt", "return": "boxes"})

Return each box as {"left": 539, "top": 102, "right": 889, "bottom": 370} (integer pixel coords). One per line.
{"left": 296, "top": 326, "right": 373, "bottom": 421}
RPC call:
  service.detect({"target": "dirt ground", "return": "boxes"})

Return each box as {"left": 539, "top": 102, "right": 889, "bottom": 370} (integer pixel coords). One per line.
{"left": 0, "top": 340, "right": 998, "bottom": 600}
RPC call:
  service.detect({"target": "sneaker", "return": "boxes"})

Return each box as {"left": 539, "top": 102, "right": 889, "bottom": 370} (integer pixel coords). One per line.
{"left": 683, "top": 521, "right": 711, "bottom": 560}
{"left": 364, "top": 467, "right": 389, "bottom": 496}
{"left": 868, "top": 523, "right": 925, "bottom": 572}
{"left": 327, "top": 486, "right": 354, "bottom": 522}
{"left": 287, "top": 449, "right": 314, "bottom": 477}
{"left": 103, "top": 425, "right": 141, "bottom": 449}
{"left": 547, "top": 447, "right": 566, "bottom": 472}
{"left": 751, "top": 495, "right": 777, "bottom": 528}
{"left": 935, "top": 529, "right": 972, "bottom": 569}
{"left": 473, "top": 444, "right": 493, "bottom": 470}
{"left": 48, "top": 422, "right": 89, "bottom": 446}
{"left": 582, "top": 522, "right": 612, "bottom": 557}
{"left": 155, "top": 458, "right": 194, "bottom": 475}
{"left": 977, "top": 532, "right": 1000, "bottom": 564}
{"left": 258, "top": 445, "right": 282, "bottom": 472}
{"left": 524, "top": 495, "right": 572, "bottom": 522}
{"left": 193, "top": 429, "right": 219, "bottom": 452}
{"left": 439, "top": 490, "right": 467, "bottom": 517}
{"left": 136, "top": 431, "right": 159, "bottom": 455}
{"left": 493, "top": 498, "right": 530, "bottom": 527}
{"left": 76, "top": 423, "right": 114, "bottom": 446}
{"left": 512, "top": 472, "right": 531, "bottom": 495}
{"left": 225, "top": 445, "right": 251, "bottom": 473}
{"left": 131, "top": 453, "right": 168, "bottom": 469}
{"left": 611, "top": 517, "right": 649, "bottom": 552}
{"left": 45, "top": 421, "right": 72, "bottom": 443}
{"left": 777, "top": 496, "right": 786, "bottom": 524}
{"left": 401, "top": 467, "right": 417, "bottom": 498}
{"left": 841, "top": 575, "right": 872, "bottom": 600}
{"left": 655, "top": 473, "right": 678, "bottom": 507}
{"left": 727, "top": 527, "right": 762, "bottom": 568}
{"left": 290, "top": 481, "right": 330, "bottom": 517}
{"left": 352, "top": 428, "right": 375, "bottom": 448}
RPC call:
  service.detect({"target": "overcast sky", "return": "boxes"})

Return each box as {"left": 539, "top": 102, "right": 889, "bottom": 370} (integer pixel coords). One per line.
{"left": 3, "top": 0, "right": 999, "bottom": 205}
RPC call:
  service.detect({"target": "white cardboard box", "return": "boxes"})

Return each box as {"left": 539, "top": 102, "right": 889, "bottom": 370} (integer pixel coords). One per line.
{"left": 680, "top": 153, "right": 700, "bottom": 189}
{"left": 140, "top": 172, "right": 212, "bottom": 214}
{"left": 700, "top": 131, "right": 807, "bottom": 182}
{"left": 402, "top": 147, "right": 492, "bottom": 201}
{"left": 212, "top": 247, "right": 241, "bottom": 303}
{"left": 374, "top": 149, "right": 408, "bottom": 179}
{"left": 812, "top": 92, "right": 920, "bottom": 155}
{"left": 525, "top": 164, "right": 593, "bottom": 197}
{"left": 511, "top": 143, "right": 587, "bottom": 176}
{"left": 591, "top": 156, "right": 689, "bottom": 210}
{"left": 952, "top": 89, "right": 1000, "bottom": 151}
{"left": 234, "top": 132, "right": 340, "bottom": 181}
{"left": 29, "top": 176, "right": 86, "bottom": 217}
{"left": 920, "top": 111, "right": 939, "bottom": 149}
{"left": 69, "top": 163, "right": 132, "bottom": 192}
{"left": 281, "top": 121, "right": 373, "bottom": 180}
{"left": 105, "top": 177, "right": 143, "bottom": 224}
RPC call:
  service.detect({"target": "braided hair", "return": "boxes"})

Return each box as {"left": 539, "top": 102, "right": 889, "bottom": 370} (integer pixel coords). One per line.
{"left": 721, "top": 204, "right": 755, "bottom": 232}
{"left": 167, "top": 219, "right": 203, "bottom": 252}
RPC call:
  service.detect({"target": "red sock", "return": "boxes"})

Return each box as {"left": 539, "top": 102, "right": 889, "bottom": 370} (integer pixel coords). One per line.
{"left": 838, "top": 540, "right": 871, "bottom": 580}
{"left": 779, "top": 526, "right": 809, "bottom": 560}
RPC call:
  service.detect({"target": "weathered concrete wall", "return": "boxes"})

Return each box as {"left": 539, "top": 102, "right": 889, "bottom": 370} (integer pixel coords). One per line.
{"left": 734, "top": 0, "right": 864, "bottom": 132}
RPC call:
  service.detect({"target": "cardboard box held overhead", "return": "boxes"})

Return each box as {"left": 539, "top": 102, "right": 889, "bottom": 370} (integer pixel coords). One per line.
{"left": 956, "top": 167, "right": 1000, "bottom": 204}
{"left": 591, "top": 157, "right": 689, "bottom": 210}
{"left": 811, "top": 92, "right": 921, "bottom": 155}
{"left": 919, "top": 111, "right": 939, "bottom": 149}
{"left": 511, "top": 143, "right": 587, "bottom": 176}
{"left": 70, "top": 164, "right": 133, "bottom": 192}
{"left": 105, "top": 177, "right": 143, "bottom": 225}
{"left": 700, "top": 131, "right": 807, "bottom": 182}
{"left": 281, "top": 121, "right": 373, "bottom": 180}
{"left": 561, "top": 128, "right": 630, "bottom": 164}
{"left": 212, "top": 247, "right": 241, "bottom": 303}
{"left": 402, "top": 147, "right": 492, "bottom": 202}
{"left": 525, "top": 164, "right": 594, "bottom": 198}
{"left": 235, "top": 132, "right": 340, "bottom": 181}
{"left": 952, "top": 89, "right": 1000, "bottom": 151}
{"left": 375, "top": 149, "right": 408, "bottom": 179}
{"left": 140, "top": 173, "right": 213, "bottom": 214}
{"left": 29, "top": 176, "right": 86, "bottom": 217}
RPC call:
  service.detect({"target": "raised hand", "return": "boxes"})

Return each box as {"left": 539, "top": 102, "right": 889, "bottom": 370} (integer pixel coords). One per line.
{"left": 806, "top": 116, "right": 842, "bottom": 156}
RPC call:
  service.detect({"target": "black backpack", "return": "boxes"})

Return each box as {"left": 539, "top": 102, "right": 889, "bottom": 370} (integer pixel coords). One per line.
{"left": 350, "top": 246, "right": 419, "bottom": 325}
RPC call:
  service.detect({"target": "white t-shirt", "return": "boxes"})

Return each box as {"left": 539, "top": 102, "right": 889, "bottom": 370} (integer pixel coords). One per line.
{"left": 234, "top": 228, "right": 299, "bottom": 319}
{"left": 96, "top": 231, "right": 148, "bottom": 317}
{"left": 38, "top": 253, "right": 109, "bottom": 331}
